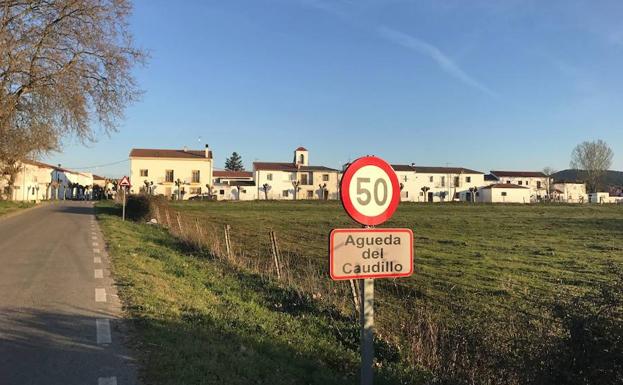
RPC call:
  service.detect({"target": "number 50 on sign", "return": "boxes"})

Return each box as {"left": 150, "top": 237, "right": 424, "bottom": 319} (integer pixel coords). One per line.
{"left": 340, "top": 156, "right": 401, "bottom": 226}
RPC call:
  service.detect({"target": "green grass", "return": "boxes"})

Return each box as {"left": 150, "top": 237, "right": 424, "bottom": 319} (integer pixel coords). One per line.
{"left": 96, "top": 202, "right": 424, "bottom": 385}
{"left": 170, "top": 201, "right": 623, "bottom": 313}
{"left": 101, "top": 199, "right": 623, "bottom": 384}
{"left": 0, "top": 201, "right": 35, "bottom": 217}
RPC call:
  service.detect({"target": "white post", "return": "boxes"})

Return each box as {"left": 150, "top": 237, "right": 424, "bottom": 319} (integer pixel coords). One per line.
{"left": 360, "top": 278, "right": 374, "bottom": 385}
{"left": 122, "top": 187, "right": 126, "bottom": 221}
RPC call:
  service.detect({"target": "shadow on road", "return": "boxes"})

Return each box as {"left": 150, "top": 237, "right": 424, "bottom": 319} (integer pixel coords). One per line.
{"left": 0, "top": 307, "right": 135, "bottom": 384}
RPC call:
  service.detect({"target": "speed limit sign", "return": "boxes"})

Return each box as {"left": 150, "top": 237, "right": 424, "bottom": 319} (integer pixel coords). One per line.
{"left": 340, "top": 156, "right": 400, "bottom": 226}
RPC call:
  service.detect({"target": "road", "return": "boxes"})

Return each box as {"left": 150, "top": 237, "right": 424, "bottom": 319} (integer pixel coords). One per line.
{"left": 0, "top": 201, "right": 136, "bottom": 385}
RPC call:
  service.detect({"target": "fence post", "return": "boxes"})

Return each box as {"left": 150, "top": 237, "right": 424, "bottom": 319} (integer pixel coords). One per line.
{"left": 224, "top": 224, "right": 233, "bottom": 260}
{"left": 164, "top": 208, "right": 171, "bottom": 228}
{"left": 349, "top": 279, "right": 361, "bottom": 314}
{"left": 269, "top": 230, "right": 282, "bottom": 280}
{"left": 154, "top": 205, "right": 162, "bottom": 224}
{"left": 176, "top": 212, "right": 183, "bottom": 235}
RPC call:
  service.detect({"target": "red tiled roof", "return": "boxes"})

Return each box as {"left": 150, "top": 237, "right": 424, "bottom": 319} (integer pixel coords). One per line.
{"left": 413, "top": 166, "right": 484, "bottom": 174}
{"left": 213, "top": 170, "right": 253, "bottom": 178}
{"left": 481, "top": 183, "right": 529, "bottom": 190}
{"left": 129, "top": 148, "right": 212, "bottom": 159}
{"left": 253, "top": 162, "right": 297, "bottom": 171}
{"left": 295, "top": 147, "right": 308, "bottom": 151}
{"left": 491, "top": 170, "right": 546, "bottom": 178}
{"left": 391, "top": 164, "right": 417, "bottom": 172}
{"left": 253, "top": 162, "right": 338, "bottom": 172}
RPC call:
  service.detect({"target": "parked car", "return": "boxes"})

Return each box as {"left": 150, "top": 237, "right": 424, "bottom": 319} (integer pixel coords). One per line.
{"left": 189, "top": 193, "right": 214, "bottom": 201}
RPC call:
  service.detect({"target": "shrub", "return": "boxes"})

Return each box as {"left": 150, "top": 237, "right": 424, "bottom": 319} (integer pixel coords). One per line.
{"left": 125, "top": 194, "right": 155, "bottom": 222}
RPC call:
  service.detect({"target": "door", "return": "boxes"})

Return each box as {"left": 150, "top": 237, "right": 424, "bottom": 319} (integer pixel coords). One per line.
{"left": 427, "top": 192, "right": 433, "bottom": 202}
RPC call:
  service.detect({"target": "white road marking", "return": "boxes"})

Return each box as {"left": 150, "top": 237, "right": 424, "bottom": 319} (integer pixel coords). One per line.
{"left": 95, "top": 288, "right": 107, "bottom": 302}
{"left": 94, "top": 248, "right": 100, "bottom": 253}
{"left": 98, "top": 377, "right": 117, "bottom": 385}
{"left": 94, "top": 257, "right": 102, "bottom": 264}
{"left": 92, "top": 236, "right": 97, "bottom": 240}
{"left": 94, "top": 269, "right": 103, "bottom": 278}
{"left": 96, "top": 319, "right": 112, "bottom": 344}
{"left": 93, "top": 242, "right": 99, "bottom": 247}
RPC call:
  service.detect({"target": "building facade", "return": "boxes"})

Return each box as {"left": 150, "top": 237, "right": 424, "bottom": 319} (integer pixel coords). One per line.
{"left": 478, "top": 183, "right": 531, "bottom": 203}
{"left": 552, "top": 181, "right": 587, "bottom": 203}
{"left": 254, "top": 147, "right": 340, "bottom": 200}
{"left": 489, "top": 171, "right": 550, "bottom": 202}
{"left": 212, "top": 171, "right": 256, "bottom": 200}
{"left": 412, "top": 166, "right": 485, "bottom": 202}
{"left": 129, "top": 146, "right": 213, "bottom": 200}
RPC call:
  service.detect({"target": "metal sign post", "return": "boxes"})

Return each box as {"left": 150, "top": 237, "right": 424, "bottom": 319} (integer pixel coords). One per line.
{"left": 122, "top": 186, "right": 126, "bottom": 221}
{"left": 329, "top": 156, "right": 414, "bottom": 385}
{"left": 118, "top": 176, "right": 131, "bottom": 221}
{"left": 360, "top": 277, "right": 374, "bottom": 385}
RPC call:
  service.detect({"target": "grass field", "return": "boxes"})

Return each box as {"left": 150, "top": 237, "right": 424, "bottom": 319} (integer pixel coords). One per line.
{"left": 0, "top": 201, "right": 35, "bottom": 217}
{"left": 101, "top": 200, "right": 623, "bottom": 384}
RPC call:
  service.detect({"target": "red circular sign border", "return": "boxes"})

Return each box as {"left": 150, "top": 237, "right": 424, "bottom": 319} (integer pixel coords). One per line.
{"left": 340, "top": 156, "right": 401, "bottom": 226}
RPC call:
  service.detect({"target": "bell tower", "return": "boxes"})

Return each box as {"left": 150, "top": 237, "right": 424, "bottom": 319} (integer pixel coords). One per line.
{"left": 294, "top": 147, "right": 308, "bottom": 166}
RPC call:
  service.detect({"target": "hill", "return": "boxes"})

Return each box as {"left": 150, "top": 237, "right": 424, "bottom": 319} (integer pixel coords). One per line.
{"left": 553, "top": 169, "right": 623, "bottom": 188}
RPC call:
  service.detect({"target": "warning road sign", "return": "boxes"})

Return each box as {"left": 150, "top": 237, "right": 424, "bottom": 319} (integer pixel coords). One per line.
{"left": 119, "top": 176, "right": 131, "bottom": 188}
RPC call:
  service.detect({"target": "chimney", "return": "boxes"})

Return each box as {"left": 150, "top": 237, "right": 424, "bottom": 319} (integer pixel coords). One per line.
{"left": 183, "top": 146, "right": 188, "bottom": 152}
{"left": 205, "top": 144, "right": 210, "bottom": 158}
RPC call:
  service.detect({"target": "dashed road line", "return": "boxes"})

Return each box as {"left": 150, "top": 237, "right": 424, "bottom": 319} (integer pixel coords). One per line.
{"left": 93, "top": 242, "right": 99, "bottom": 247}
{"left": 94, "top": 257, "right": 102, "bottom": 263}
{"left": 94, "top": 269, "right": 104, "bottom": 278}
{"left": 98, "top": 377, "right": 117, "bottom": 385}
{"left": 94, "top": 248, "right": 101, "bottom": 253}
{"left": 96, "top": 319, "right": 112, "bottom": 344}
{"left": 95, "top": 288, "right": 107, "bottom": 302}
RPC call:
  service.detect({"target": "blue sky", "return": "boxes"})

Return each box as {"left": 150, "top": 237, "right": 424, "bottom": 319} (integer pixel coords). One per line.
{"left": 45, "top": 0, "right": 623, "bottom": 177}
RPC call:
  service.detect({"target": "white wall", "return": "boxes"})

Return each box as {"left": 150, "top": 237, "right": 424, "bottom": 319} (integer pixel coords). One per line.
{"left": 553, "top": 183, "right": 587, "bottom": 203}
{"left": 493, "top": 176, "right": 549, "bottom": 201}
{"left": 130, "top": 157, "right": 213, "bottom": 200}
{"left": 254, "top": 169, "right": 340, "bottom": 200}
{"left": 413, "top": 172, "right": 485, "bottom": 202}
{"left": 478, "top": 187, "right": 531, "bottom": 203}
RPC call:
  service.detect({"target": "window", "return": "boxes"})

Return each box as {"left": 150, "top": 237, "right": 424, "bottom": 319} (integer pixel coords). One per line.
{"left": 299, "top": 154, "right": 305, "bottom": 164}
{"left": 282, "top": 190, "right": 289, "bottom": 197}
{"left": 323, "top": 174, "right": 329, "bottom": 181}
{"left": 190, "top": 187, "right": 201, "bottom": 194}
{"left": 507, "top": 180, "right": 511, "bottom": 184}
{"left": 219, "top": 189, "right": 225, "bottom": 195}
{"left": 518, "top": 181, "right": 522, "bottom": 185}
{"left": 307, "top": 190, "right": 313, "bottom": 198}
{"left": 466, "top": 176, "right": 471, "bottom": 183}
{"left": 301, "top": 173, "right": 309, "bottom": 185}
{"left": 455, "top": 193, "right": 459, "bottom": 199}
{"left": 165, "top": 170, "right": 174, "bottom": 182}
{"left": 267, "top": 173, "right": 273, "bottom": 181}
{"left": 140, "top": 169, "right": 148, "bottom": 177}
{"left": 240, "top": 189, "right": 246, "bottom": 194}
{"left": 537, "top": 181, "right": 542, "bottom": 189}
{"left": 454, "top": 176, "right": 460, "bottom": 187}
{"left": 429, "top": 176, "right": 434, "bottom": 183}
{"left": 525, "top": 180, "right": 529, "bottom": 186}
{"left": 192, "top": 170, "right": 200, "bottom": 183}
{"left": 440, "top": 176, "right": 445, "bottom": 187}
{"left": 501, "top": 192, "right": 508, "bottom": 196}
{"left": 290, "top": 173, "right": 297, "bottom": 181}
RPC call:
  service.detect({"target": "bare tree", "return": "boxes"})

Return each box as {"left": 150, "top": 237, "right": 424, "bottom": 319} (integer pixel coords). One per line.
{"left": 0, "top": 0, "right": 146, "bottom": 198}
{"left": 542, "top": 166, "right": 557, "bottom": 198}
{"left": 570, "top": 140, "right": 614, "bottom": 193}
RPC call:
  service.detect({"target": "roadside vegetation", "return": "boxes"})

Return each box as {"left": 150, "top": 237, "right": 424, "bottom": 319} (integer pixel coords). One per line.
{"left": 0, "top": 201, "right": 35, "bottom": 217}
{"left": 100, "top": 199, "right": 623, "bottom": 384}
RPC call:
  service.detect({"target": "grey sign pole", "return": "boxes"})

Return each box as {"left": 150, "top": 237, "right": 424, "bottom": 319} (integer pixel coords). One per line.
{"left": 122, "top": 187, "right": 126, "bottom": 221}
{"left": 360, "top": 277, "right": 374, "bottom": 385}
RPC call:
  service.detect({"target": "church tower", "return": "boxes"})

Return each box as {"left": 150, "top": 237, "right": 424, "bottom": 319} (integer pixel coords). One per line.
{"left": 294, "top": 147, "right": 308, "bottom": 166}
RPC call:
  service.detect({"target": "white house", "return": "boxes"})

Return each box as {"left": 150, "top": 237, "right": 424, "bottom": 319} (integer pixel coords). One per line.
{"left": 391, "top": 164, "right": 418, "bottom": 202}
{"left": 254, "top": 147, "right": 340, "bottom": 200}
{"left": 588, "top": 192, "right": 622, "bottom": 204}
{"left": 1, "top": 160, "right": 55, "bottom": 201}
{"left": 478, "top": 183, "right": 531, "bottom": 203}
{"left": 552, "top": 181, "right": 587, "bottom": 203}
{"left": 129, "top": 146, "right": 214, "bottom": 200}
{"left": 212, "top": 171, "right": 256, "bottom": 200}
{"left": 489, "top": 171, "right": 550, "bottom": 202}
{"left": 412, "top": 166, "right": 485, "bottom": 202}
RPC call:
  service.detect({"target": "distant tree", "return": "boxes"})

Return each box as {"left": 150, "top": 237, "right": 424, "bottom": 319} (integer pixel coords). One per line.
{"left": 543, "top": 167, "right": 557, "bottom": 198}
{"left": 262, "top": 183, "right": 270, "bottom": 200}
{"left": 224, "top": 152, "right": 244, "bottom": 171}
{"left": 570, "top": 140, "right": 614, "bottom": 193}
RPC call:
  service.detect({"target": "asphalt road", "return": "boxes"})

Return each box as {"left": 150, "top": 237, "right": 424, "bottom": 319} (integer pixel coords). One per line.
{"left": 0, "top": 201, "right": 137, "bottom": 385}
